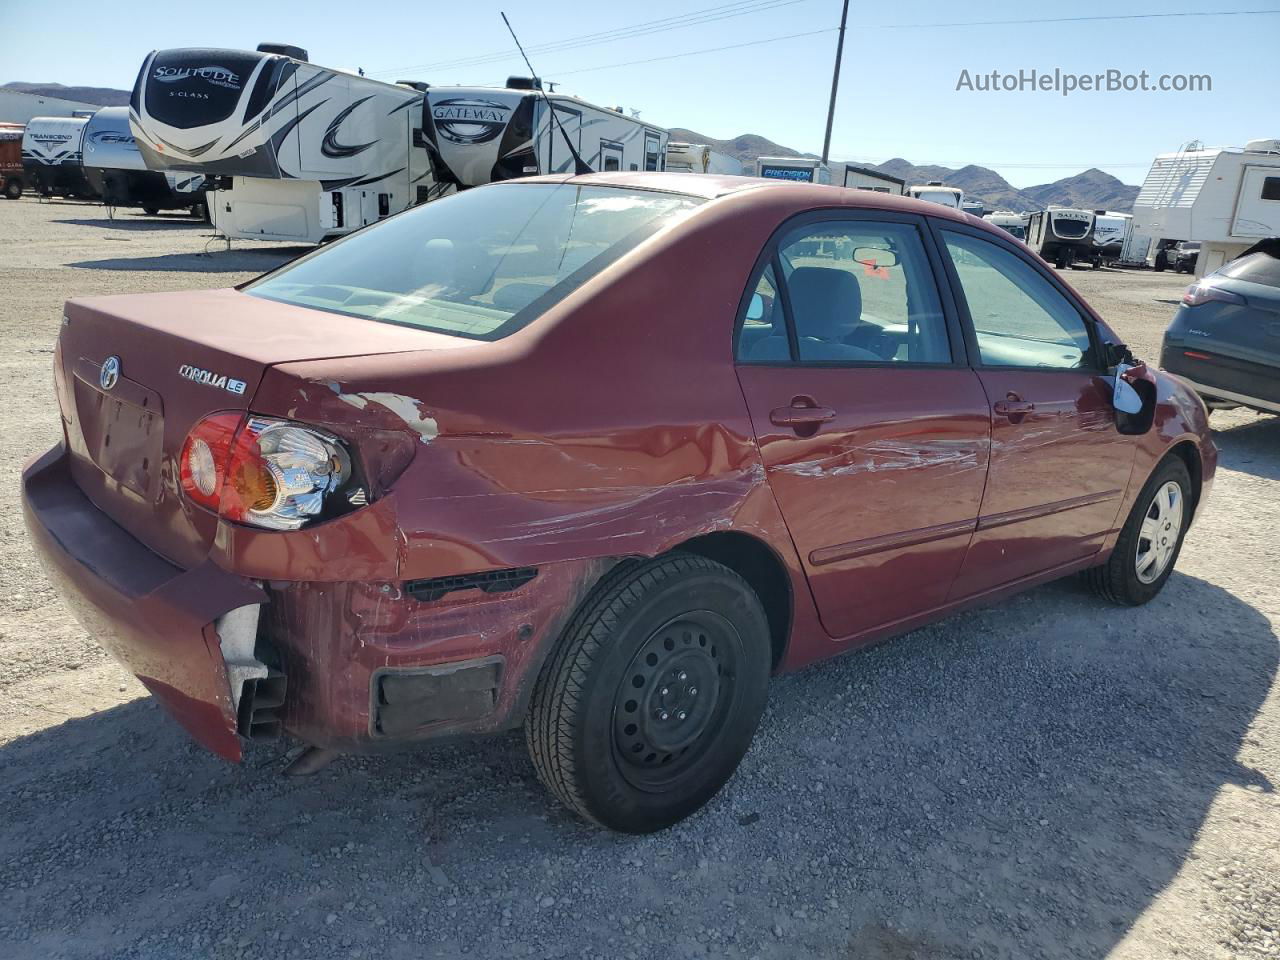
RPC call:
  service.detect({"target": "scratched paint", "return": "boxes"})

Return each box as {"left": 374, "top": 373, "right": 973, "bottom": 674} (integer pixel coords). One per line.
{"left": 774, "top": 438, "right": 985, "bottom": 479}
{"left": 335, "top": 391, "right": 439, "bottom": 443}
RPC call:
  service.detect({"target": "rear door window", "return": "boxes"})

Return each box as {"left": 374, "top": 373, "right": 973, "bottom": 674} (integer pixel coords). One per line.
{"left": 737, "top": 219, "right": 951, "bottom": 365}
{"left": 1220, "top": 252, "right": 1280, "bottom": 288}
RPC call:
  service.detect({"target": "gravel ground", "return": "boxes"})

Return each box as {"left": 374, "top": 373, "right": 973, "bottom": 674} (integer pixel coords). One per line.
{"left": 0, "top": 198, "right": 1277, "bottom": 960}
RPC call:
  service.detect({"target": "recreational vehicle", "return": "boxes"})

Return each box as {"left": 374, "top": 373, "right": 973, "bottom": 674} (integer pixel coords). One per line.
{"left": 21, "top": 116, "right": 96, "bottom": 199}
{"left": 907, "top": 182, "right": 964, "bottom": 209}
{"left": 0, "top": 123, "right": 23, "bottom": 198}
{"left": 755, "top": 156, "right": 831, "bottom": 184}
{"left": 82, "top": 107, "right": 207, "bottom": 216}
{"left": 420, "top": 80, "right": 668, "bottom": 188}
{"left": 983, "top": 211, "right": 1028, "bottom": 240}
{"left": 1092, "top": 210, "right": 1133, "bottom": 262}
{"left": 1026, "top": 206, "right": 1098, "bottom": 269}
{"left": 1129, "top": 138, "right": 1280, "bottom": 277}
{"left": 664, "top": 141, "right": 740, "bottom": 175}
{"left": 129, "top": 44, "right": 437, "bottom": 243}
{"left": 841, "top": 164, "right": 904, "bottom": 194}
{"left": 960, "top": 198, "right": 985, "bottom": 218}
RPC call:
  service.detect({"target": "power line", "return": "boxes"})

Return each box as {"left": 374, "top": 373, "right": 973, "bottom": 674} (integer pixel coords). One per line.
{"left": 544, "top": 28, "right": 838, "bottom": 79}
{"left": 877, "top": 8, "right": 1280, "bottom": 29}
{"left": 368, "top": 0, "right": 813, "bottom": 78}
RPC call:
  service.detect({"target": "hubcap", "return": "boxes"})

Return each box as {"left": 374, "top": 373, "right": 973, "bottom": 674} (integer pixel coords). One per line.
{"left": 1135, "top": 480, "right": 1183, "bottom": 584}
{"left": 611, "top": 613, "right": 737, "bottom": 790}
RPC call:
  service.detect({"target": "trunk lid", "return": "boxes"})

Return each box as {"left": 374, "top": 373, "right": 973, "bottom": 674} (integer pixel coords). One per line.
{"left": 58, "top": 288, "right": 466, "bottom": 568}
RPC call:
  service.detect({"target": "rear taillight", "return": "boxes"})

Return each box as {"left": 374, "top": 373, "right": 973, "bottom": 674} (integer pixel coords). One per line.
{"left": 1182, "top": 281, "right": 1245, "bottom": 307}
{"left": 180, "top": 413, "right": 357, "bottom": 530}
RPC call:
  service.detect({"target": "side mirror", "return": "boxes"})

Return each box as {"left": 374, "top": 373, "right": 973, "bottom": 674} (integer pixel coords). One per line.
{"left": 746, "top": 292, "right": 765, "bottom": 322}
{"left": 1113, "top": 361, "right": 1157, "bottom": 435}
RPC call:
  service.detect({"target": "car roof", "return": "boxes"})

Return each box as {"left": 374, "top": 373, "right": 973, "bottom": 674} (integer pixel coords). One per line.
{"left": 510, "top": 171, "right": 978, "bottom": 224}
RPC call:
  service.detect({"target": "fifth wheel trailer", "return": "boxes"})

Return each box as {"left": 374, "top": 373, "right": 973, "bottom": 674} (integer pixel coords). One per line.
{"left": 129, "top": 44, "right": 437, "bottom": 243}
{"left": 1130, "top": 138, "right": 1280, "bottom": 277}
{"left": 420, "top": 80, "right": 668, "bottom": 189}
{"left": 82, "top": 107, "right": 207, "bottom": 216}
{"left": 664, "top": 141, "right": 740, "bottom": 175}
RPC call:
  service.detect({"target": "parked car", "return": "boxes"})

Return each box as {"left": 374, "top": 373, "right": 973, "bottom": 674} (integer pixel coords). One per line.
{"left": 1172, "top": 240, "right": 1202, "bottom": 274}
{"left": 1161, "top": 251, "right": 1280, "bottom": 415}
{"left": 23, "top": 174, "right": 1216, "bottom": 833}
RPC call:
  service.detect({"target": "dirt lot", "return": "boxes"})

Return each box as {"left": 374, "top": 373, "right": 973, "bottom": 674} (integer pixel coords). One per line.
{"left": 0, "top": 198, "right": 1277, "bottom": 960}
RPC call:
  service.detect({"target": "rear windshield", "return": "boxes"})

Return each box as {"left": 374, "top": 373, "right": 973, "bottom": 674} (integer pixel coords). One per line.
{"left": 1220, "top": 252, "right": 1280, "bottom": 289}
{"left": 247, "top": 183, "right": 702, "bottom": 340}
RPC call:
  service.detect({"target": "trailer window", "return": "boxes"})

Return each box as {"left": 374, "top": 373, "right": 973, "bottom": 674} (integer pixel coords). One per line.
{"left": 1261, "top": 177, "right": 1280, "bottom": 202}
{"left": 245, "top": 183, "right": 701, "bottom": 340}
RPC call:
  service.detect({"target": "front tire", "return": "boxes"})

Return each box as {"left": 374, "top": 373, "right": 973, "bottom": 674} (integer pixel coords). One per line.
{"left": 3, "top": 179, "right": 20, "bottom": 200}
{"left": 1086, "top": 456, "right": 1192, "bottom": 605}
{"left": 526, "top": 554, "right": 771, "bottom": 833}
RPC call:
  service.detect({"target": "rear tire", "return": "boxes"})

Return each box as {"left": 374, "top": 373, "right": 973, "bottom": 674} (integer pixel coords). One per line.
{"left": 3, "top": 179, "right": 20, "bottom": 200}
{"left": 1085, "top": 456, "right": 1192, "bottom": 605}
{"left": 526, "top": 554, "right": 771, "bottom": 833}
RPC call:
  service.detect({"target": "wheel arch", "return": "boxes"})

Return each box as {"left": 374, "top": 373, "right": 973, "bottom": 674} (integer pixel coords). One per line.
{"left": 670, "top": 531, "right": 793, "bottom": 670}
{"left": 1167, "top": 439, "right": 1203, "bottom": 515}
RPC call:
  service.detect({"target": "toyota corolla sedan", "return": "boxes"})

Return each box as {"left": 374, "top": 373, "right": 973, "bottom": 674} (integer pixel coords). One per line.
{"left": 23, "top": 173, "right": 1215, "bottom": 833}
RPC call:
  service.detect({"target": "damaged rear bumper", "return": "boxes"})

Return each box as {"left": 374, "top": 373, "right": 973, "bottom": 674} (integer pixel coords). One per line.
{"left": 21, "top": 444, "right": 265, "bottom": 760}
{"left": 23, "top": 443, "right": 613, "bottom": 759}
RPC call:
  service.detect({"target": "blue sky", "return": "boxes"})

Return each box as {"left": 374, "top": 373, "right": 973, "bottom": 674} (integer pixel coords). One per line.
{"left": 3, "top": 1, "right": 1276, "bottom": 187}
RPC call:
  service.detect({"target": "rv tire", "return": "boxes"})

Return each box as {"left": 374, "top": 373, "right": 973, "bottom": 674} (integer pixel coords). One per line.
{"left": 3, "top": 179, "right": 20, "bottom": 200}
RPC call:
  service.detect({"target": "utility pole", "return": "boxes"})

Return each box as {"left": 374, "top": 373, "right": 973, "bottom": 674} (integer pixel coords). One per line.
{"left": 821, "top": 0, "right": 850, "bottom": 165}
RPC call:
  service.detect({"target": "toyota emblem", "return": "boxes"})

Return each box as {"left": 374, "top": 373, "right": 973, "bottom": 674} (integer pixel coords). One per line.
{"left": 100, "top": 356, "right": 121, "bottom": 391}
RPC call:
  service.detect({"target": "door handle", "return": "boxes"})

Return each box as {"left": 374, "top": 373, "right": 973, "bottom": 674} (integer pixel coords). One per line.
{"left": 770, "top": 403, "right": 836, "bottom": 428}
{"left": 993, "top": 394, "right": 1035, "bottom": 418}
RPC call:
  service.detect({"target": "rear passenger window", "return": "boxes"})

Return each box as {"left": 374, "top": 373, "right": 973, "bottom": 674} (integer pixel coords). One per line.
{"left": 942, "top": 231, "right": 1096, "bottom": 370}
{"left": 738, "top": 220, "right": 950, "bottom": 364}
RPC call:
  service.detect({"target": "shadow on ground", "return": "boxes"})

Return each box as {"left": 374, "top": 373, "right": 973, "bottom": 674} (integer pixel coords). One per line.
{"left": 1212, "top": 411, "right": 1280, "bottom": 481}
{"left": 56, "top": 217, "right": 204, "bottom": 231}
{"left": 0, "top": 570, "right": 1273, "bottom": 959}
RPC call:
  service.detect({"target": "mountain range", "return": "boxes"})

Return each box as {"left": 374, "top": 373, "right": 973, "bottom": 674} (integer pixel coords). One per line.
{"left": 4, "top": 81, "right": 131, "bottom": 107}
{"left": 670, "top": 127, "right": 1139, "bottom": 213}
{"left": 4, "top": 82, "right": 1139, "bottom": 213}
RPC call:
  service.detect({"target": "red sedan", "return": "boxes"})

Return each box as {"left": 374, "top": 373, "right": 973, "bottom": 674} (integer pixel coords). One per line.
{"left": 22, "top": 173, "right": 1215, "bottom": 832}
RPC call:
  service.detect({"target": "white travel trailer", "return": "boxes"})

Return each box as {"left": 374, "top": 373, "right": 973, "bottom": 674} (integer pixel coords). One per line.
{"left": 21, "top": 115, "right": 95, "bottom": 198}
{"left": 755, "top": 156, "right": 831, "bottom": 184}
{"left": 1026, "top": 206, "right": 1098, "bottom": 269}
{"left": 983, "top": 211, "right": 1028, "bottom": 241}
{"left": 907, "top": 182, "right": 964, "bottom": 209}
{"left": 664, "top": 141, "right": 740, "bottom": 175}
{"left": 841, "top": 164, "right": 904, "bottom": 194}
{"left": 1129, "top": 138, "right": 1280, "bottom": 277}
{"left": 82, "top": 107, "right": 207, "bottom": 216}
{"left": 1092, "top": 210, "right": 1133, "bottom": 261}
{"left": 421, "top": 80, "right": 668, "bottom": 188}
{"left": 129, "top": 44, "right": 437, "bottom": 243}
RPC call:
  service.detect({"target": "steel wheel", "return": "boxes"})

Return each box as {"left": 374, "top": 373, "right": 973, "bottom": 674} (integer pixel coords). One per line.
{"left": 611, "top": 612, "right": 737, "bottom": 790}
{"left": 1136, "top": 480, "right": 1183, "bottom": 584}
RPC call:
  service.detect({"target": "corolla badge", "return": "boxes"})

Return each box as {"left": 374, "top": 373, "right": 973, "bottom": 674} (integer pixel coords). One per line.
{"left": 179, "top": 364, "right": 246, "bottom": 395}
{"left": 432, "top": 99, "right": 511, "bottom": 144}
{"left": 100, "top": 356, "right": 121, "bottom": 391}
{"left": 153, "top": 65, "right": 242, "bottom": 90}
